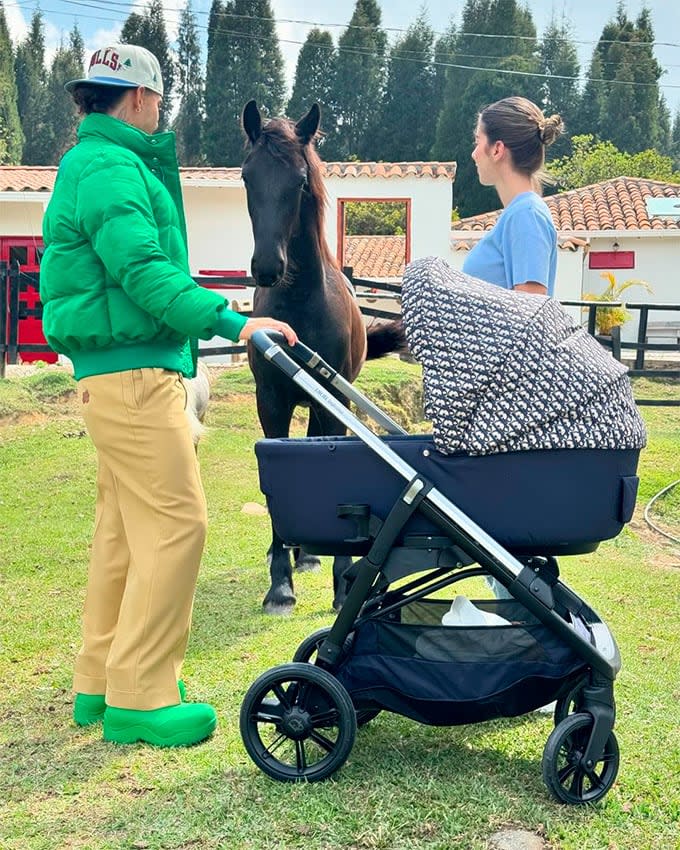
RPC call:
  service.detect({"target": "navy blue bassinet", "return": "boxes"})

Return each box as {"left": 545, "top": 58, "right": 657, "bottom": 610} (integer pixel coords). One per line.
{"left": 256, "top": 435, "right": 640, "bottom": 557}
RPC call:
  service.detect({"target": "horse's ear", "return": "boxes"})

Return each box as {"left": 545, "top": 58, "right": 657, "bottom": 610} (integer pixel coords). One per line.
{"left": 295, "top": 103, "right": 321, "bottom": 144}
{"left": 243, "top": 99, "right": 261, "bottom": 144}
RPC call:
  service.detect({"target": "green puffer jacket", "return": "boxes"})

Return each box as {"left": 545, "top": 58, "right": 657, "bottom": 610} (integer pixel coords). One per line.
{"left": 41, "top": 112, "right": 247, "bottom": 380}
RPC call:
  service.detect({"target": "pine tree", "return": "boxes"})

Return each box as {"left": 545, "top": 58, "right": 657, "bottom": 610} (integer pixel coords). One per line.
{"left": 0, "top": 1, "right": 23, "bottom": 163}
{"left": 432, "top": 0, "right": 539, "bottom": 216}
{"left": 581, "top": 4, "right": 663, "bottom": 153}
{"left": 330, "top": 0, "right": 387, "bottom": 160}
{"left": 121, "top": 0, "right": 176, "bottom": 129}
{"left": 574, "top": 51, "right": 606, "bottom": 139}
{"left": 203, "top": 0, "right": 285, "bottom": 166}
{"left": 287, "top": 28, "right": 337, "bottom": 148}
{"left": 372, "top": 12, "right": 435, "bottom": 162}
{"left": 538, "top": 17, "right": 579, "bottom": 157}
{"left": 15, "top": 10, "right": 49, "bottom": 164}
{"left": 656, "top": 95, "right": 671, "bottom": 155}
{"left": 670, "top": 109, "right": 680, "bottom": 171}
{"left": 432, "top": 19, "right": 457, "bottom": 128}
{"left": 42, "top": 26, "right": 84, "bottom": 164}
{"left": 173, "top": 1, "right": 204, "bottom": 165}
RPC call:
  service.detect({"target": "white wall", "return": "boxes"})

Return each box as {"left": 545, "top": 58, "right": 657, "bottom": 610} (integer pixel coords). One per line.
{"left": 583, "top": 234, "right": 680, "bottom": 341}
{"left": 183, "top": 185, "right": 253, "bottom": 275}
{"left": 325, "top": 175, "right": 452, "bottom": 263}
{"left": 0, "top": 200, "right": 45, "bottom": 238}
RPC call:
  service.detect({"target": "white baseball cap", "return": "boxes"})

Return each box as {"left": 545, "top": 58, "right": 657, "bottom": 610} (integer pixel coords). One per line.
{"left": 65, "top": 44, "right": 163, "bottom": 96}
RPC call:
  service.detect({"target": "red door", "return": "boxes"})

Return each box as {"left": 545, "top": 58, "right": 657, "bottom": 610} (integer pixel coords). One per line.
{"left": 0, "top": 237, "right": 57, "bottom": 364}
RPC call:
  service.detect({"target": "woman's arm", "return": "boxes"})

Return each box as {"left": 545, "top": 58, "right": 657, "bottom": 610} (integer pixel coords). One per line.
{"left": 514, "top": 281, "right": 547, "bottom": 295}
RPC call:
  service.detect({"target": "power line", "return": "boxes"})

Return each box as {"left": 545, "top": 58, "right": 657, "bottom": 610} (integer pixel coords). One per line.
{"left": 10, "top": 0, "right": 680, "bottom": 50}
{"left": 6, "top": 0, "right": 680, "bottom": 94}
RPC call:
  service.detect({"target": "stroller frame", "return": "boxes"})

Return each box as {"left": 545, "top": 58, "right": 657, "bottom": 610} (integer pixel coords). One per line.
{"left": 239, "top": 330, "right": 625, "bottom": 804}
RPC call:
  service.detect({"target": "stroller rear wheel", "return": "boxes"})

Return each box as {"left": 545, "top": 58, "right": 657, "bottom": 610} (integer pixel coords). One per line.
{"left": 293, "top": 627, "right": 381, "bottom": 727}
{"left": 240, "top": 662, "right": 357, "bottom": 782}
{"left": 542, "top": 712, "right": 619, "bottom": 804}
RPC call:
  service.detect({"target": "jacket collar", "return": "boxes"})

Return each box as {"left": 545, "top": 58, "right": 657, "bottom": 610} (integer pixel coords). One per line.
{"left": 77, "top": 112, "right": 177, "bottom": 165}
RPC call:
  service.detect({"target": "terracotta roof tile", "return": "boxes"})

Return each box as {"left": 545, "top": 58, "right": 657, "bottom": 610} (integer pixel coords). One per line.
{"left": 344, "top": 235, "right": 405, "bottom": 278}
{"left": 324, "top": 162, "right": 456, "bottom": 180}
{"left": 0, "top": 161, "right": 457, "bottom": 193}
{"left": 451, "top": 177, "right": 680, "bottom": 234}
{"left": 0, "top": 166, "right": 58, "bottom": 192}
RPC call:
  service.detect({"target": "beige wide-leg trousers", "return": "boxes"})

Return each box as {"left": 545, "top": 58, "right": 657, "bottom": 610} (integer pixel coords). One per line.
{"left": 73, "top": 368, "right": 207, "bottom": 710}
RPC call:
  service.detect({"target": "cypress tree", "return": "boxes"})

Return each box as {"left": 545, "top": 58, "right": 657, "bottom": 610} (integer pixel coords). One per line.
{"left": 0, "top": 1, "right": 23, "bottom": 163}
{"left": 330, "top": 0, "right": 387, "bottom": 160}
{"left": 287, "top": 28, "right": 337, "bottom": 148}
{"left": 44, "top": 26, "right": 84, "bottom": 163}
{"left": 15, "top": 10, "right": 49, "bottom": 164}
{"left": 670, "top": 109, "right": 680, "bottom": 171}
{"left": 432, "top": 19, "right": 457, "bottom": 129}
{"left": 432, "top": 0, "right": 539, "bottom": 216}
{"left": 173, "top": 1, "right": 204, "bottom": 165}
{"left": 373, "top": 12, "right": 436, "bottom": 162}
{"left": 582, "top": 4, "right": 663, "bottom": 153}
{"left": 203, "top": 0, "right": 284, "bottom": 165}
{"left": 121, "top": 0, "right": 175, "bottom": 129}
{"left": 538, "top": 17, "right": 579, "bottom": 157}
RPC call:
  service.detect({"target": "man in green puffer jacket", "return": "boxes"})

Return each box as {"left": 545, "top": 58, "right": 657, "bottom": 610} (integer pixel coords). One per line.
{"left": 41, "top": 44, "right": 296, "bottom": 748}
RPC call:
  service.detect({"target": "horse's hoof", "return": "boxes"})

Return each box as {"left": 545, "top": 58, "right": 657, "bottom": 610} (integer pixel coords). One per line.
{"left": 295, "top": 555, "right": 321, "bottom": 573}
{"left": 263, "top": 600, "right": 296, "bottom": 616}
{"left": 332, "top": 598, "right": 345, "bottom": 613}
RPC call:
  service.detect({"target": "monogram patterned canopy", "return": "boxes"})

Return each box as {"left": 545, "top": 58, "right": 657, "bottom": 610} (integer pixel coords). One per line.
{"left": 402, "top": 256, "right": 647, "bottom": 456}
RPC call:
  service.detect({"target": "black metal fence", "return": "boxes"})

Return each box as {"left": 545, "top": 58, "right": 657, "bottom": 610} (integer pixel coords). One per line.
{"left": 2, "top": 263, "right": 678, "bottom": 406}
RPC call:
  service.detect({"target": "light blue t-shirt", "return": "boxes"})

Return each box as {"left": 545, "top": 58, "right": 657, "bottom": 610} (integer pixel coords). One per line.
{"left": 462, "top": 192, "right": 557, "bottom": 296}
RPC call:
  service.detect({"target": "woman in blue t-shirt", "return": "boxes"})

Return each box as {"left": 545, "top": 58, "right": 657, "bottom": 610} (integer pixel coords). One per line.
{"left": 463, "top": 96, "right": 564, "bottom": 296}
{"left": 463, "top": 97, "right": 564, "bottom": 616}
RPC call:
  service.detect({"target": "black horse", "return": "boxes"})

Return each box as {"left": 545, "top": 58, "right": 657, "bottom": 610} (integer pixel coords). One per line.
{"left": 241, "top": 99, "right": 403, "bottom": 614}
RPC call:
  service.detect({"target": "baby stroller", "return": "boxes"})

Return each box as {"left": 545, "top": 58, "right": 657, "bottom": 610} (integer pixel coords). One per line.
{"left": 239, "top": 261, "right": 645, "bottom": 805}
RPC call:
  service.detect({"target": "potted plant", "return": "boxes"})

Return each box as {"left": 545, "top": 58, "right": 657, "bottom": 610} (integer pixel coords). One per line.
{"left": 583, "top": 271, "right": 653, "bottom": 336}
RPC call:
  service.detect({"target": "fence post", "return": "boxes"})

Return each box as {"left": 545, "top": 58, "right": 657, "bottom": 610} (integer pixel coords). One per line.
{"left": 0, "top": 260, "right": 6, "bottom": 378}
{"left": 343, "top": 265, "right": 354, "bottom": 283}
{"left": 635, "top": 305, "right": 649, "bottom": 371}
{"left": 7, "top": 262, "right": 19, "bottom": 365}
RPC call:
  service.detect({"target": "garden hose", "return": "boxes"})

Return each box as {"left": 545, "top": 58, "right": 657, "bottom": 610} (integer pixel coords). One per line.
{"left": 643, "top": 479, "right": 680, "bottom": 545}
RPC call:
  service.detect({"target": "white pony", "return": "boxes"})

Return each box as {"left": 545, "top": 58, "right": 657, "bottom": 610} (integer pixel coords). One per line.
{"left": 184, "top": 360, "right": 211, "bottom": 446}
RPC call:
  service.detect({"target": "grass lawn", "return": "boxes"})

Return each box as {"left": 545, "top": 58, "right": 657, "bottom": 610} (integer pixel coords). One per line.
{"left": 0, "top": 363, "right": 678, "bottom": 850}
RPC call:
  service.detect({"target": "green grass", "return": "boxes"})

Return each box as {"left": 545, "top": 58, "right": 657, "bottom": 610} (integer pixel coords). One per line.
{"left": 0, "top": 363, "right": 679, "bottom": 850}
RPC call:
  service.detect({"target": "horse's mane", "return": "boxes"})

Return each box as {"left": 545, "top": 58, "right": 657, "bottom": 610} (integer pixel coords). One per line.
{"left": 257, "top": 117, "right": 338, "bottom": 270}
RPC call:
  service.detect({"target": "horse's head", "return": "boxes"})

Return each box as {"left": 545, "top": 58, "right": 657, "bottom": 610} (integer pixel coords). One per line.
{"left": 241, "top": 100, "right": 321, "bottom": 287}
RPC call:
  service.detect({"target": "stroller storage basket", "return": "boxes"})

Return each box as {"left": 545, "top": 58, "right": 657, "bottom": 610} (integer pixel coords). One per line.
{"left": 256, "top": 435, "right": 640, "bottom": 556}
{"left": 335, "top": 599, "right": 588, "bottom": 726}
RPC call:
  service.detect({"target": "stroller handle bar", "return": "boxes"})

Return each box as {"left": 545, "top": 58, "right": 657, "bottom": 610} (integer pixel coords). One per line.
{"left": 250, "top": 329, "right": 406, "bottom": 435}
{"left": 249, "top": 329, "right": 620, "bottom": 678}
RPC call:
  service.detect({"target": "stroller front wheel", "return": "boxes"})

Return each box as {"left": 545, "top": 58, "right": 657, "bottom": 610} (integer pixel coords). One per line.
{"left": 293, "top": 627, "right": 382, "bottom": 727}
{"left": 239, "top": 662, "right": 357, "bottom": 782}
{"left": 542, "top": 712, "right": 619, "bottom": 804}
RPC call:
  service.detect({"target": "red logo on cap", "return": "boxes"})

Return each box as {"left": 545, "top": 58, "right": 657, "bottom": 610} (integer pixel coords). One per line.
{"left": 89, "top": 48, "right": 121, "bottom": 72}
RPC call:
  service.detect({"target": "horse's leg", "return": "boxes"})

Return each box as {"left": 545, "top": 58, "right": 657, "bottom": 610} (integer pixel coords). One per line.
{"left": 256, "top": 386, "right": 298, "bottom": 615}
{"left": 306, "top": 402, "right": 353, "bottom": 612}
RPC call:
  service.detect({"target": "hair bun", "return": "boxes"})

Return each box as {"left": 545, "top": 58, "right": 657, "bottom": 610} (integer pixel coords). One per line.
{"left": 539, "top": 114, "right": 564, "bottom": 146}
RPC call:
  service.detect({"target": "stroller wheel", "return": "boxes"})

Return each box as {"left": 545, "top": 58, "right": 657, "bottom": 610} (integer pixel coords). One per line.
{"left": 553, "top": 676, "right": 588, "bottom": 725}
{"left": 542, "top": 712, "right": 619, "bottom": 804}
{"left": 293, "top": 627, "right": 382, "bottom": 727}
{"left": 239, "top": 662, "right": 356, "bottom": 782}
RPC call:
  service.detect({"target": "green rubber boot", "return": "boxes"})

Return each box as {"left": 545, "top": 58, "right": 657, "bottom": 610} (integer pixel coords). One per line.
{"left": 103, "top": 702, "right": 217, "bottom": 747}
{"left": 73, "top": 680, "right": 187, "bottom": 727}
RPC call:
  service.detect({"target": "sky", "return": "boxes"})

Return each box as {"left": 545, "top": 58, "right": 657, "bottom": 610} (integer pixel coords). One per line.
{"left": 5, "top": 0, "right": 680, "bottom": 118}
